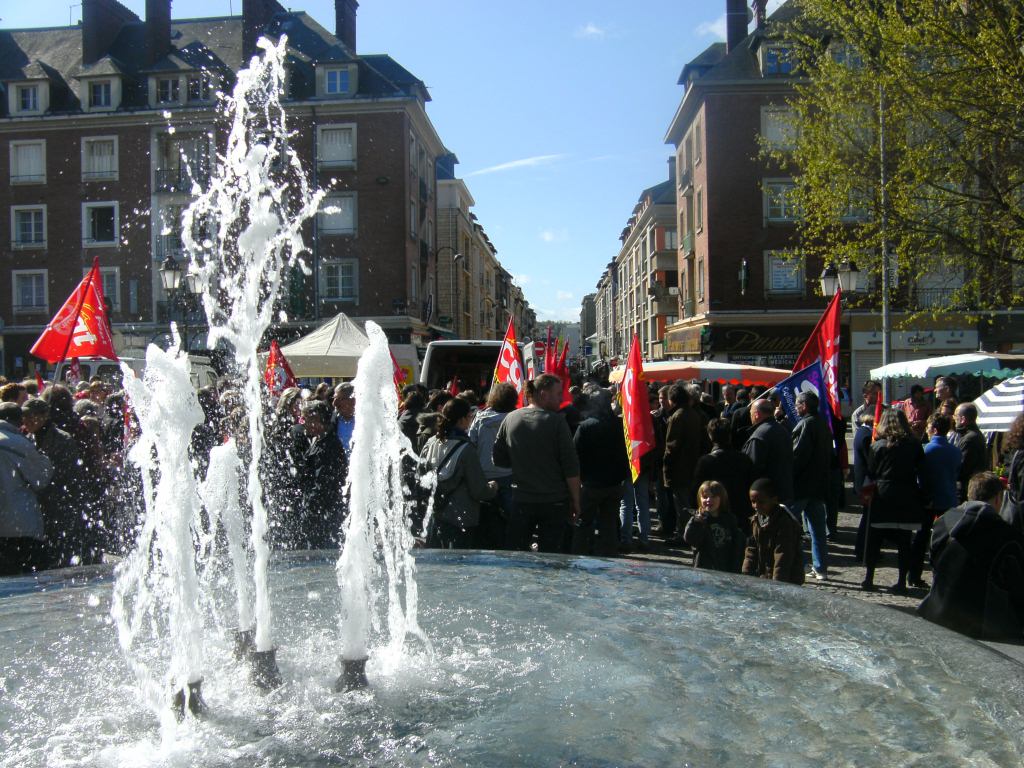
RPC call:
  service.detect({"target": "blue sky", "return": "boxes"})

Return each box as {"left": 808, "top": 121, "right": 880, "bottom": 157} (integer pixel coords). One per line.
{"left": 8, "top": 1, "right": 783, "bottom": 322}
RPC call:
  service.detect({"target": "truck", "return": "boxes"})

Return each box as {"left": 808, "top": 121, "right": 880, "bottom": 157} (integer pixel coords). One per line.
{"left": 419, "top": 340, "right": 523, "bottom": 392}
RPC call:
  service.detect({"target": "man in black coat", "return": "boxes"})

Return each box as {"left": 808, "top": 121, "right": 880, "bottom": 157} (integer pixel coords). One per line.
{"left": 692, "top": 417, "right": 753, "bottom": 531}
{"left": 790, "top": 391, "right": 833, "bottom": 580}
{"left": 918, "top": 472, "right": 1024, "bottom": 640}
{"left": 742, "top": 397, "right": 794, "bottom": 504}
{"left": 950, "top": 403, "right": 988, "bottom": 502}
{"left": 300, "top": 400, "right": 347, "bottom": 550}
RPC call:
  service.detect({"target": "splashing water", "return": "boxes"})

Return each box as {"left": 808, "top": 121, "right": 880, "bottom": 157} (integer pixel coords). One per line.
{"left": 112, "top": 35, "right": 324, "bottom": 731}
{"left": 337, "top": 323, "right": 427, "bottom": 671}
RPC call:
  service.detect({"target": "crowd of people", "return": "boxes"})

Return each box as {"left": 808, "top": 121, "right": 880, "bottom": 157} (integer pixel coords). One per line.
{"left": 1, "top": 366, "right": 1023, "bottom": 641}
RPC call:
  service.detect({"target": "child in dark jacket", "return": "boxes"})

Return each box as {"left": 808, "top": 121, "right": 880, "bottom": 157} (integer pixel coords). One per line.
{"left": 742, "top": 477, "right": 805, "bottom": 585}
{"left": 683, "top": 480, "right": 744, "bottom": 572}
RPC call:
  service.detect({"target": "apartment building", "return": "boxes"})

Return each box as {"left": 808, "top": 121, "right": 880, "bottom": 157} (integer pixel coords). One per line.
{"left": 0, "top": 0, "right": 450, "bottom": 375}
{"left": 614, "top": 167, "right": 678, "bottom": 361}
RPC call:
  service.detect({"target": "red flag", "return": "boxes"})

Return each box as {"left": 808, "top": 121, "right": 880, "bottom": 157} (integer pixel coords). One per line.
{"left": 389, "top": 348, "right": 406, "bottom": 402}
{"left": 544, "top": 326, "right": 556, "bottom": 373}
{"left": 556, "top": 339, "right": 571, "bottom": 408}
{"left": 447, "top": 376, "right": 461, "bottom": 396}
{"left": 31, "top": 258, "right": 118, "bottom": 364}
{"left": 620, "top": 334, "right": 656, "bottom": 482}
{"left": 34, "top": 370, "right": 45, "bottom": 394}
{"left": 793, "top": 290, "right": 842, "bottom": 419}
{"left": 67, "top": 358, "right": 81, "bottom": 387}
{"left": 492, "top": 315, "right": 525, "bottom": 407}
{"left": 871, "top": 388, "right": 884, "bottom": 441}
{"left": 263, "top": 340, "right": 297, "bottom": 397}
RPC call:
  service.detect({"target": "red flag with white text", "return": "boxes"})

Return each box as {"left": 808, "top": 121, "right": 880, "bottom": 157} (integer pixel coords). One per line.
{"left": 556, "top": 338, "right": 571, "bottom": 408}
{"left": 30, "top": 258, "right": 118, "bottom": 363}
{"left": 263, "top": 340, "right": 297, "bottom": 397}
{"left": 492, "top": 315, "right": 525, "bottom": 407}
{"left": 620, "top": 334, "right": 656, "bottom": 482}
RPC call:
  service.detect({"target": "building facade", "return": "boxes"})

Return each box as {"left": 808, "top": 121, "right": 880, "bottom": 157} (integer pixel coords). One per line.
{"left": 0, "top": 0, "right": 534, "bottom": 376}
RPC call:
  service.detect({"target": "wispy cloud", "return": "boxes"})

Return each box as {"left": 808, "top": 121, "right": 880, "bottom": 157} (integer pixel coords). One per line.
{"left": 696, "top": 14, "right": 727, "bottom": 39}
{"left": 556, "top": 290, "right": 575, "bottom": 301}
{"left": 540, "top": 228, "right": 569, "bottom": 244}
{"left": 513, "top": 273, "right": 532, "bottom": 285}
{"left": 467, "top": 154, "right": 566, "bottom": 177}
{"left": 574, "top": 22, "right": 607, "bottom": 40}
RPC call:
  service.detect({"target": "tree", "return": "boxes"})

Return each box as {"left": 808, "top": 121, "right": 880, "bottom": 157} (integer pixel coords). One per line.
{"left": 772, "top": 0, "right": 1024, "bottom": 316}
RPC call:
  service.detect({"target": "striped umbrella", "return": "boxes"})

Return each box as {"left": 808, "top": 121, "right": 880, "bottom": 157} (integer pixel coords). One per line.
{"left": 974, "top": 375, "right": 1024, "bottom": 432}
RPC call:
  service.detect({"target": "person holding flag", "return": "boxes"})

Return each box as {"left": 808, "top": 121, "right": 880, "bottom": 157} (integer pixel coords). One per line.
{"left": 618, "top": 334, "right": 656, "bottom": 552}
{"left": 263, "top": 340, "right": 297, "bottom": 399}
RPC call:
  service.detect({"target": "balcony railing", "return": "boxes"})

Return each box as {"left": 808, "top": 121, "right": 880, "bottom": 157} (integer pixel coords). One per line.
{"left": 679, "top": 166, "right": 692, "bottom": 191}
{"left": 13, "top": 302, "right": 48, "bottom": 316}
{"left": 911, "top": 287, "right": 970, "bottom": 310}
{"left": 683, "top": 297, "right": 696, "bottom": 317}
{"left": 155, "top": 166, "right": 210, "bottom": 193}
{"left": 682, "top": 232, "right": 695, "bottom": 255}
{"left": 154, "top": 234, "right": 185, "bottom": 261}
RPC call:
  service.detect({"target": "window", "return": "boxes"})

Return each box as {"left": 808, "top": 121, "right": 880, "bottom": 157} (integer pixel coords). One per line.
{"left": 320, "top": 259, "right": 357, "bottom": 300}
{"left": 317, "top": 125, "right": 356, "bottom": 167}
{"left": 318, "top": 193, "right": 357, "bottom": 235}
{"left": 13, "top": 270, "right": 47, "bottom": 313}
{"left": 763, "top": 44, "right": 795, "bottom": 76}
{"left": 156, "top": 78, "right": 179, "bottom": 104}
{"left": 697, "top": 257, "right": 705, "bottom": 299}
{"left": 761, "top": 107, "right": 797, "bottom": 149}
{"left": 664, "top": 228, "right": 677, "bottom": 250}
{"left": 325, "top": 67, "right": 350, "bottom": 95}
{"left": 411, "top": 264, "right": 418, "bottom": 303}
{"left": 764, "top": 251, "right": 805, "bottom": 295}
{"left": 11, "top": 205, "right": 46, "bottom": 247}
{"left": 187, "top": 75, "right": 210, "bottom": 102}
{"left": 915, "top": 265, "right": 965, "bottom": 309}
{"left": 410, "top": 201, "right": 418, "bottom": 238}
{"left": 694, "top": 120, "right": 703, "bottom": 163}
{"left": 830, "top": 43, "right": 864, "bottom": 70}
{"left": 82, "top": 137, "right": 118, "bottom": 180}
{"left": 764, "top": 179, "right": 799, "bottom": 222}
{"left": 842, "top": 187, "right": 871, "bottom": 221}
{"left": 17, "top": 85, "right": 38, "bottom": 112}
{"left": 82, "top": 202, "right": 119, "bottom": 246}
{"left": 89, "top": 81, "right": 111, "bottom": 108}
{"left": 695, "top": 188, "right": 704, "bottom": 232}
{"left": 10, "top": 140, "right": 44, "bottom": 183}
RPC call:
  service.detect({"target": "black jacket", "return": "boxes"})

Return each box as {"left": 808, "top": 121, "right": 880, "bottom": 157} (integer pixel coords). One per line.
{"left": 692, "top": 447, "right": 754, "bottom": 520}
{"left": 950, "top": 426, "right": 988, "bottom": 501}
{"left": 791, "top": 414, "right": 832, "bottom": 501}
{"left": 867, "top": 436, "right": 924, "bottom": 526}
{"left": 742, "top": 420, "right": 794, "bottom": 503}
{"left": 918, "top": 501, "right": 1024, "bottom": 640}
{"left": 574, "top": 411, "right": 630, "bottom": 489}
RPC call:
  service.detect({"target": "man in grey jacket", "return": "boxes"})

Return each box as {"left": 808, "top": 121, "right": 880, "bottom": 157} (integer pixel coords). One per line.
{"left": 791, "top": 391, "right": 833, "bottom": 580}
{"left": 0, "top": 402, "right": 53, "bottom": 575}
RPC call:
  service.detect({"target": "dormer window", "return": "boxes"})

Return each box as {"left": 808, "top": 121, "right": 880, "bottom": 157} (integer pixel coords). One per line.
{"left": 157, "top": 77, "right": 180, "bottom": 104}
{"left": 187, "top": 75, "right": 210, "bottom": 103}
{"left": 763, "top": 44, "right": 795, "bottom": 76}
{"left": 90, "top": 81, "right": 111, "bottom": 108}
{"left": 325, "top": 67, "right": 350, "bottom": 95}
{"left": 18, "top": 84, "right": 39, "bottom": 112}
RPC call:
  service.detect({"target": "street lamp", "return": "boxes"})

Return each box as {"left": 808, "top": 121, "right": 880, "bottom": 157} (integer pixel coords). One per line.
{"left": 819, "top": 260, "right": 862, "bottom": 296}
{"left": 160, "top": 255, "right": 196, "bottom": 351}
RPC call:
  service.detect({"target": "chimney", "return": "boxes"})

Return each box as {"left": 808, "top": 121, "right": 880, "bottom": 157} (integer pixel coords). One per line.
{"left": 242, "top": 0, "right": 287, "bottom": 60}
{"left": 335, "top": 0, "right": 358, "bottom": 53}
{"left": 145, "top": 0, "right": 173, "bottom": 67}
{"left": 81, "top": 0, "right": 139, "bottom": 66}
{"left": 725, "top": 0, "right": 749, "bottom": 54}
{"left": 752, "top": 0, "right": 767, "bottom": 28}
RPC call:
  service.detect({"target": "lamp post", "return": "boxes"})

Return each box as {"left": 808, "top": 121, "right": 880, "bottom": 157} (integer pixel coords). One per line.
{"left": 818, "top": 260, "right": 862, "bottom": 296}
{"left": 160, "top": 255, "right": 197, "bottom": 352}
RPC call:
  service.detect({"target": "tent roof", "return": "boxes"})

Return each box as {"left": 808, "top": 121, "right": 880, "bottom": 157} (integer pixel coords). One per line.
{"left": 278, "top": 312, "right": 368, "bottom": 378}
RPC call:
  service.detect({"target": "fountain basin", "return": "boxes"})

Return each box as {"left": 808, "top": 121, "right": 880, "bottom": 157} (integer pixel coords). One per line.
{"left": 1, "top": 551, "right": 1022, "bottom": 766}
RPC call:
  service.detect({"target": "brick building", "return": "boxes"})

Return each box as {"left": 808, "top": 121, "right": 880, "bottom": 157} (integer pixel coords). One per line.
{"left": 0, "top": 0, "right": 510, "bottom": 376}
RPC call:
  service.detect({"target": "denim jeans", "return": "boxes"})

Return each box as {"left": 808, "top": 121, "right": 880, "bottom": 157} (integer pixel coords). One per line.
{"left": 791, "top": 497, "right": 828, "bottom": 572}
{"left": 620, "top": 471, "right": 651, "bottom": 545}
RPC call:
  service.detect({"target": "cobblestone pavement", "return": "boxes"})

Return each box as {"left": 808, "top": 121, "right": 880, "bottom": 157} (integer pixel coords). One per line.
{"left": 625, "top": 504, "right": 926, "bottom": 617}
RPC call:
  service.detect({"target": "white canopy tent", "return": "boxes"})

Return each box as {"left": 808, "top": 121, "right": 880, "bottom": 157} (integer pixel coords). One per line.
{"left": 869, "top": 352, "right": 1024, "bottom": 381}
{"left": 278, "top": 312, "right": 369, "bottom": 378}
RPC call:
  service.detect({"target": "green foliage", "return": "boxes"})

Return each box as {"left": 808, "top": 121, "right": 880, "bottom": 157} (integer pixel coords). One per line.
{"left": 770, "top": 0, "right": 1024, "bottom": 316}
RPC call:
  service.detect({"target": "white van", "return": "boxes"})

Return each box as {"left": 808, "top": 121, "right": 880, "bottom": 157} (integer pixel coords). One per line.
{"left": 52, "top": 355, "right": 217, "bottom": 390}
{"left": 419, "top": 340, "right": 523, "bottom": 391}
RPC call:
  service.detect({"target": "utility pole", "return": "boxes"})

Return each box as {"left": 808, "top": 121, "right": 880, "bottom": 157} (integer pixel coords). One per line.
{"left": 879, "top": 82, "right": 892, "bottom": 403}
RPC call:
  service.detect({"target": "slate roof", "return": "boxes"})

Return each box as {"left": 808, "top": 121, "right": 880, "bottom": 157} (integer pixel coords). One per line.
{"left": 0, "top": 9, "right": 429, "bottom": 116}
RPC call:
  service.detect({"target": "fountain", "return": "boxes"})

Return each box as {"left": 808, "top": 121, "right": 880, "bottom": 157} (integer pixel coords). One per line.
{"left": 2, "top": 35, "right": 1024, "bottom": 767}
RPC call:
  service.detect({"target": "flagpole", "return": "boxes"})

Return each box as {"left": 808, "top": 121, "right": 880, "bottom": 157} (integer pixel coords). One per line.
{"left": 56, "top": 258, "right": 99, "bottom": 368}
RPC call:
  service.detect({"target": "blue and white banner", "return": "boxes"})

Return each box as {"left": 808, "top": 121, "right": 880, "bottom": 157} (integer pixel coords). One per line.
{"left": 774, "top": 361, "right": 835, "bottom": 429}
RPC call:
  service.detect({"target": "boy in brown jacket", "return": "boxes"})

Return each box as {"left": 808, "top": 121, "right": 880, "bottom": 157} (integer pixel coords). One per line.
{"left": 742, "top": 477, "right": 805, "bottom": 585}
